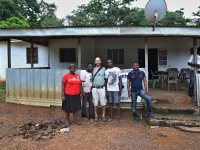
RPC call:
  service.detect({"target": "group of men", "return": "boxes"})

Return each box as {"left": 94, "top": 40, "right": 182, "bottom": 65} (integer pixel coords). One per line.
{"left": 81, "top": 57, "right": 153, "bottom": 123}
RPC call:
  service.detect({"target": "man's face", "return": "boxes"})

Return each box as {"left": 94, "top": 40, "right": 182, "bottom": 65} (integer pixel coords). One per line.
{"left": 87, "top": 64, "right": 93, "bottom": 72}
{"left": 95, "top": 57, "right": 101, "bottom": 66}
{"left": 133, "top": 63, "right": 139, "bottom": 70}
{"left": 69, "top": 66, "right": 75, "bottom": 73}
{"left": 107, "top": 60, "right": 113, "bottom": 68}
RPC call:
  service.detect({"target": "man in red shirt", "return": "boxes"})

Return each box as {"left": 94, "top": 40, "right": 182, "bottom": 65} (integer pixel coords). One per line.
{"left": 62, "top": 64, "right": 82, "bottom": 126}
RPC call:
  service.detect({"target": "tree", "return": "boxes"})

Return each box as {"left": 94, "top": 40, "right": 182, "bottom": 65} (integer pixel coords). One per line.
{"left": 0, "top": 0, "right": 64, "bottom": 27}
{"left": 193, "top": 6, "right": 200, "bottom": 26}
{"left": 66, "top": 0, "right": 190, "bottom": 26}
{"left": 0, "top": 17, "right": 29, "bottom": 28}
{"left": 0, "top": 0, "right": 19, "bottom": 20}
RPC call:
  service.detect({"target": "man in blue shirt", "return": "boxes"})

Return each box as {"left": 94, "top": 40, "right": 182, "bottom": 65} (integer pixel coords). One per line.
{"left": 127, "top": 62, "right": 153, "bottom": 123}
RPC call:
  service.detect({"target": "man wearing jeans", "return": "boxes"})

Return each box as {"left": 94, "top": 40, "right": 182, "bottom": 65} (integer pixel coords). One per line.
{"left": 81, "top": 63, "right": 94, "bottom": 121}
{"left": 127, "top": 62, "right": 153, "bottom": 123}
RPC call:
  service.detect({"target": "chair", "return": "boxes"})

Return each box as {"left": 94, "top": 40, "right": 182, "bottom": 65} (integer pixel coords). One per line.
{"left": 167, "top": 68, "right": 179, "bottom": 91}
{"left": 150, "top": 70, "right": 161, "bottom": 88}
{"left": 178, "top": 68, "right": 191, "bottom": 82}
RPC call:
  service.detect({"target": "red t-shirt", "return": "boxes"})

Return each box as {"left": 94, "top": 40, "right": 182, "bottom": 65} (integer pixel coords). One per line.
{"left": 62, "top": 73, "right": 82, "bottom": 95}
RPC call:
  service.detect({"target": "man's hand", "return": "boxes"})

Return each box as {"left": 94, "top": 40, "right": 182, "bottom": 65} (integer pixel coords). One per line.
{"left": 119, "top": 90, "right": 122, "bottom": 96}
{"left": 62, "top": 95, "right": 65, "bottom": 102}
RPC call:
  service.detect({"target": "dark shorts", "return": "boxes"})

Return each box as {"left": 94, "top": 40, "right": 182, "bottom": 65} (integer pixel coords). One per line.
{"left": 62, "top": 94, "right": 81, "bottom": 113}
{"left": 107, "top": 91, "right": 120, "bottom": 104}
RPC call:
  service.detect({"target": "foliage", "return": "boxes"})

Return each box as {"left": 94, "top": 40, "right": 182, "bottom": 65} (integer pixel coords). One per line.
{"left": 192, "top": 6, "right": 200, "bottom": 26}
{"left": 0, "top": 17, "right": 29, "bottom": 28}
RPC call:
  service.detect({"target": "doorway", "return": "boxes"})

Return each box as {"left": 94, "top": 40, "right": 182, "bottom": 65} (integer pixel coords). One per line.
{"left": 138, "top": 48, "right": 158, "bottom": 79}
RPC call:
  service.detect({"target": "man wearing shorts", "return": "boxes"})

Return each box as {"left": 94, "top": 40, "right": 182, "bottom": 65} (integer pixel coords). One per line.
{"left": 105, "top": 59, "right": 122, "bottom": 122}
{"left": 92, "top": 57, "right": 107, "bottom": 122}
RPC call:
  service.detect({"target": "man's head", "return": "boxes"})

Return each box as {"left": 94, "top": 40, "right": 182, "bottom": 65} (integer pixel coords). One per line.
{"left": 69, "top": 64, "right": 76, "bottom": 74}
{"left": 107, "top": 59, "right": 113, "bottom": 68}
{"left": 87, "top": 63, "right": 93, "bottom": 72}
{"left": 133, "top": 62, "right": 140, "bottom": 71}
{"left": 94, "top": 57, "right": 102, "bottom": 66}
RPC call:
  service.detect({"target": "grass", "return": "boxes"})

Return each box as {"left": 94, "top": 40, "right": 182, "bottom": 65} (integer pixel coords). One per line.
{"left": 0, "top": 82, "right": 6, "bottom": 103}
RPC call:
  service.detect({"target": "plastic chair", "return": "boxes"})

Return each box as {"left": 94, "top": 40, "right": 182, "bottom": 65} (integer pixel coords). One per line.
{"left": 150, "top": 70, "right": 161, "bottom": 88}
{"left": 167, "top": 68, "right": 179, "bottom": 91}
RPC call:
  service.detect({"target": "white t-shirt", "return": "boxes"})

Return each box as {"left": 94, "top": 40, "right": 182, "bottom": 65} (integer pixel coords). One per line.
{"left": 80, "top": 70, "right": 92, "bottom": 93}
{"left": 105, "top": 67, "right": 121, "bottom": 91}
{"left": 188, "top": 54, "right": 200, "bottom": 71}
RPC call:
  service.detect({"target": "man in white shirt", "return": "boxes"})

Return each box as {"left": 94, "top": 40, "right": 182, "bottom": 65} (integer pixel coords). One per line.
{"left": 105, "top": 59, "right": 122, "bottom": 122}
{"left": 81, "top": 63, "right": 94, "bottom": 121}
{"left": 188, "top": 48, "right": 200, "bottom": 98}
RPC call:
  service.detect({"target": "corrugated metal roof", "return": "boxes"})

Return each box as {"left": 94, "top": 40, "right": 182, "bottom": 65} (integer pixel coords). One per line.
{"left": 0, "top": 26, "right": 199, "bottom": 37}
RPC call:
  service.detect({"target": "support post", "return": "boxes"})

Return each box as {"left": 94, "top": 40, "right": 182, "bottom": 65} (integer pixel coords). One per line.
{"left": 77, "top": 38, "right": 81, "bottom": 69}
{"left": 193, "top": 37, "right": 198, "bottom": 102}
{"left": 30, "top": 39, "right": 34, "bottom": 69}
{"left": 144, "top": 38, "right": 149, "bottom": 90}
{"left": 47, "top": 39, "right": 50, "bottom": 69}
{"left": 7, "top": 38, "right": 11, "bottom": 68}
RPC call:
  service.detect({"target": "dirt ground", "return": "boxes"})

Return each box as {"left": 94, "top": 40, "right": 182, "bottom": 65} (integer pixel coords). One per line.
{"left": 0, "top": 103, "right": 200, "bottom": 150}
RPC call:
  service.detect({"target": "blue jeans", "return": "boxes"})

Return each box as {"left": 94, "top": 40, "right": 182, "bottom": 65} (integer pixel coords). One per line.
{"left": 188, "top": 70, "right": 194, "bottom": 97}
{"left": 131, "top": 90, "right": 152, "bottom": 118}
{"left": 81, "top": 92, "right": 95, "bottom": 119}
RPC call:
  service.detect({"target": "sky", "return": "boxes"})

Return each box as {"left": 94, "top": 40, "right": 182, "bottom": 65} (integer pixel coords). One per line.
{"left": 45, "top": 0, "right": 200, "bottom": 19}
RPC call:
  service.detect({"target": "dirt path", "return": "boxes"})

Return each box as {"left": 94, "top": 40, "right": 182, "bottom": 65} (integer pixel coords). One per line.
{"left": 0, "top": 103, "right": 200, "bottom": 150}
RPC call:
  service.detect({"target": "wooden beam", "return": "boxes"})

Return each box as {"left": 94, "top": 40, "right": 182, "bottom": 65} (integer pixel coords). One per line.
{"left": 30, "top": 39, "right": 34, "bottom": 69}
{"left": 77, "top": 38, "right": 81, "bottom": 69}
{"left": 193, "top": 37, "right": 198, "bottom": 102}
{"left": 7, "top": 38, "right": 11, "bottom": 68}
{"left": 144, "top": 38, "right": 149, "bottom": 90}
{"left": 47, "top": 38, "right": 50, "bottom": 69}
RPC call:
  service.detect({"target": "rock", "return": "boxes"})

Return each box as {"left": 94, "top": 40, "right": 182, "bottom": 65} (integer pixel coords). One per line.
{"left": 175, "top": 126, "right": 200, "bottom": 133}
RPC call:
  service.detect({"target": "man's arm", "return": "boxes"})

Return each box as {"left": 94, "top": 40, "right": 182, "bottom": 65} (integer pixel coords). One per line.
{"left": 62, "top": 81, "right": 66, "bottom": 101}
{"left": 143, "top": 77, "right": 148, "bottom": 93}
{"left": 119, "top": 76, "right": 122, "bottom": 96}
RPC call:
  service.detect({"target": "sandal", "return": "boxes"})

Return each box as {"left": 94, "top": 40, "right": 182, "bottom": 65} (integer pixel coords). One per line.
{"left": 75, "top": 120, "right": 81, "bottom": 125}
{"left": 102, "top": 117, "right": 107, "bottom": 122}
{"left": 94, "top": 117, "right": 98, "bottom": 122}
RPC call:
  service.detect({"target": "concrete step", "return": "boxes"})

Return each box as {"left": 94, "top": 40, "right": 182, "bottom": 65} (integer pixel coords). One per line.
{"left": 147, "top": 113, "right": 200, "bottom": 127}
{"left": 152, "top": 103, "right": 200, "bottom": 115}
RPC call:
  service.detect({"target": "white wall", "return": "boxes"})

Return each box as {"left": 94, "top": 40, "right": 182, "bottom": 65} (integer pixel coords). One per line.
{"left": 49, "top": 38, "right": 95, "bottom": 69}
{"left": 0, "top": 40, "right": 48, "bottom": 80}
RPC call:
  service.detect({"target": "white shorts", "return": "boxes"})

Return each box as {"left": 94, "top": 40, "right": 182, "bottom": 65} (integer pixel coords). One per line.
{"left": 92, "top": 86, "right": 107, "bottom": 106}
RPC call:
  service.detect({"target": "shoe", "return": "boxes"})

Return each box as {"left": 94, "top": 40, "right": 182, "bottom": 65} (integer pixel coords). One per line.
{"left": 133, "top": 117, "right": 139, "bottom": 123}
{"left": 94, "top": 117, "right": 98, "bottom": 122}
{"left": 102, "top": 117, "right": 107, "bottom": 122}
{"left": 146, "top": 113, "right": 154, "bottom": 118}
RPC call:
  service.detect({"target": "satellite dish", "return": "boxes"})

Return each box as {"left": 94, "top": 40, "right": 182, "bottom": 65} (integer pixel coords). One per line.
{"left": 144, "top": 0, "right": 167, "bottom": 31}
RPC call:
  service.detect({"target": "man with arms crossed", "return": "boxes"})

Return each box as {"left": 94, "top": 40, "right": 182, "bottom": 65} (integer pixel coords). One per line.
{"left": 127, "top": 62, "right": 153, "bottom": 123}
{"left": 92, "top": 57, "right": 107, "bottom": 122}
{"left": 105, "top": 59, "right": 122, "bottom": 122}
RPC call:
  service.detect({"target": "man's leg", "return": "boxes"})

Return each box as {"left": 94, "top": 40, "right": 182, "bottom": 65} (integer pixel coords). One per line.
{"left": 65, "top": 112, "right": 70, "bottom": 126}
{"left": 108, "top": 91, "right": 113, "bottom": 121}
{"left": 113, "top": 91, "right": 122, "bottom": 121}
{"left": 131, "top": 92, "right": 139, "bottom": 122}
{"left": 188, "top": 70, "right": 194, "bottom": 97}
{"left": 88, "top": 92, "right": 95, "bottom": 119}
{"left": 92, "top": 88, "right": 99, "bottom": 122}
{"left": 99, "top": 87, "right": 107, "bottom": 122}
{"left": 81, "top": 93, "right": 87, "bottom": 118}
{"left": 139, "top": 90, "right": 153, "bottom": 117}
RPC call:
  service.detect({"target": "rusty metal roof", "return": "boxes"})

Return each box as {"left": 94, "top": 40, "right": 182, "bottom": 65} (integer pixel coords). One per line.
{"left": 0, "top": 26, "right": 200, "bottom": 37}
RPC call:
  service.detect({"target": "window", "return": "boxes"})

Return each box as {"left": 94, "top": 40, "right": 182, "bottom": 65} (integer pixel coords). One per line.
{"left": 59, "top": 48, "right": 76, "bottom": 62}
{"left": 158, "top": 50, "right": 167, "bottom": 66}
{"left": 107, "top": 49, "right": 124, "bottom": 64}
{"left": 26, "top": 47, "right": 38, "bottom": 64}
